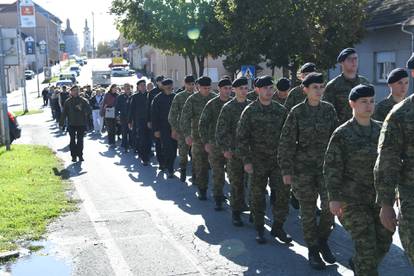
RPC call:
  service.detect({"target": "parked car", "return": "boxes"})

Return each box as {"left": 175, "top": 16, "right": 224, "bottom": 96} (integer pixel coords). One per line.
{"left": 92, "top": 70, "right": 111, "bottom": 87}
{"left": 8, "top": 112, "right": 21, "bottom": 144}
{"left": 69, "top": 65, "right": 81, "bottom": 76}
{"left": 25, "top": 70, "right": 35, "bottom": 80}
{"left": 56, "top": 79, "right": 74, "bottom": 87}
{"left": 111, "top": 67, "right": 130, "bottom": 77}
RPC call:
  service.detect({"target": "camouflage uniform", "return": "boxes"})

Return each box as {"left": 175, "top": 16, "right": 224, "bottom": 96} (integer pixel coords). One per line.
{"left": 284, "top": 85, "right": 306, "bottom": 110}
{"left": 199, "top": 96, "right": 230, "bottom": 199}
{"left": 168, "top": 90, "right": 193, "bottom": 170}
{"left": 322, "top": 74, "right": 370, "bottom": 124}
{"left": 247, "top": 90, "right": 258, "bottom": 101}
{"left": 236, "top": 100, "right": 289, "bottom": 228}
{"left": 273, "top": 93, "right": 287, "bottom": 105}
{"left": 278, "top": 100, "right": 338, "bottom": 248}
{"left": 374, "top": 95, "right": 414, "bottom": 264}
{"left": 180, "top": 92, "right": 217, "bottom": 191}
{"left": 372, "top": 95, "right": 397, "bottom": 122}
{"left": 324, "top": 118, "right": 393, "bottom": 276}
{"left": 216, "top": 98, "right": 251, "bottom": 212}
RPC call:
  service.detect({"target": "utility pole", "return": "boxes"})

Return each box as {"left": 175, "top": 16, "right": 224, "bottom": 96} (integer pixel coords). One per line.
{"left": 16, "top": 0, "right": 28, "bottom": 112}
{"left": 92, "top": 12, "right": 95, "bottom": 59}
{"left": 34, "top": 25, "right": 40, "bottom": 97}
{"left": 0, "top": 28, "right": 11, "bottom": 150}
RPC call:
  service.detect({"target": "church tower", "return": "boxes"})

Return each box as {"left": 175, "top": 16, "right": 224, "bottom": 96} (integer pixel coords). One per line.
{"left": 83, "top": 19, "right": 92, "bottom": 58}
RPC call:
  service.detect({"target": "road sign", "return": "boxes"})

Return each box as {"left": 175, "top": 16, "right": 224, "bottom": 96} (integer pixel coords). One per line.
{"left": 39, "top": 40, "right": 47, "bottom": 54}
{"left": 44, "top": 67, "right": 51, "bottom": 79}
{"left": 20, "top": 0, "right": 36, "bottom": 28}
{"left": 241, "top": 65, "right": 255, "bottom": 80}
{"left": 1, "top": 28, "right": 18, "bottom": 66}
{"left": 25, "top": 36, "right": 35, "bottom": 55}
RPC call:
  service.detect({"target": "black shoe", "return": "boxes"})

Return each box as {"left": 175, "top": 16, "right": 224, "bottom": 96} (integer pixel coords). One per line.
{"left": 255, "top": 227, "right": 266, "bottom": 244}
{"left": 290, "top": 192, "right": 300, "bottom": 210}
{"left": 71, "top": 156, "right": 77, "bottom": 162}
{"left": 270, "top": 222, "right": 293, "bottom": 243}
{"left": 318, "top": 239, "right": 336, "bottom": 264}
{"left": 180, "top": 169, "right": 186, "bottom": 182}
{"left": 214, "top": 197, "right": 223, "bottom": 211}
{"left": 78, "top": 156, "right": 84, "bottom": 162}
{"left": 232, "top": 211, "right": 244, "bottom": 227}
{"left": 348, "top": 258, "right": 355, "bottom": 272}
{"left": 308, "top": 246, "right": 326, "bottom": 270}
{"left": 198, "top": 189, "right": 207, "bottom": 201}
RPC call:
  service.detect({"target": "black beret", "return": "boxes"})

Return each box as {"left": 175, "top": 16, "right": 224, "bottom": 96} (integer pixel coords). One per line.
{"left": 136, "top": 79, "right": 146, "bottom": 86}
{"left": 337, "top": 48, "right": 357, "bottom": 63}
{"left": 349, "top": 84, "right": 375, "bottom": 101}
{"left": 255, "top": 76, "right": 274, "bottom": 88}
{"left": 184, "top": 75, "right": 195, "bottom": 83}
{"left": 197, "top": 76, "right": 212, "bottom": 86}
{"left": 302, "top": 73, "right": 324, "bottom": 87}
{"left": 155, "top": 75, "right": 165, "bottom": 82}
{"left": 232, "top": 77, "right": 248, "bottom": 88}
{"left": 218, "top": 78, "right": 232, "bottom": 87}
{"left": 407, "top": 53, "right": 414, "bottom": 70}
{"left": 387, "top": 68, "right": 408, "bottom": 84}
{"left": 161, "top": 78, "right": 173, "bottom": 86}
{"left": 276, "top": 78, "right": 291, "bottom": 91}
{"left": 300, "top": 63, "right": 316, "bottom": 74}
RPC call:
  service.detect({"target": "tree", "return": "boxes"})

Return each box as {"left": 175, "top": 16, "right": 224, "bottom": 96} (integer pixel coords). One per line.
{"left": 216, "top": 0, "right": 368, "bottom": 82}
{"left": 96, "top": 41, "right": 114, "bottom": 58}
{"left": 110, "top": 0, "right": 227, "bottom": 77}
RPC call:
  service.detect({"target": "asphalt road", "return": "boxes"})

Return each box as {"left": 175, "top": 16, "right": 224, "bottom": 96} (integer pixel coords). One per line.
{"left": 1, "top": 59, "right": 413, "bottom": 275}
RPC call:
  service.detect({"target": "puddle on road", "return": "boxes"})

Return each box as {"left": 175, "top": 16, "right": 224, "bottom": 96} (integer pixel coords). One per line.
{"left": 0, "top": 240, "right": 71, "bottom": 276}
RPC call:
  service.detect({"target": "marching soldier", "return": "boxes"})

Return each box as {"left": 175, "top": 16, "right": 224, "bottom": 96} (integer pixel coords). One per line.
{"left": 236, "top": 75, "right": 292, "bottom": 244}
{"left": 148, "top": 76, "right": 165, "bottom": 167}
{"left": 322, "top": 48, "right": 370, "bottom": 124}
{"left": 284, "top": 62, "right": 317, "bottom": 110}
{"left": 324, "top": 84, "right": 393, "bottom": 275}
{"left": 374, "top": 53, "right": 414, "bottom": 265}
{"left": 199, "top": 78, "right": 232, "bottom": 210}
{"left": 180, "top": 76, "right": 217, "bottom": 200}
{"left": 273, "top": 77, "right": 291, "bottom": 105}
{"left": 278, "top": 73, "right": 338, "bottom": 270}
{"left": 151, "top": 79, "right": 177, "bottom": 178}
{"left": 168, "top": 75, "right": 196, "bottom": 182}
{"left": 372, "top": 68, "right": 409, "bottom": 121}
{"left": 216, "top": 77, "right": 251, "bottom": 226}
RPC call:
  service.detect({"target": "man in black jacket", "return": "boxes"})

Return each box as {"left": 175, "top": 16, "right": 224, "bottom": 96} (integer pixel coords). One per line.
{"left": 116, "top": 83, "right": 133, "bottom": 152}
{"left": 148, "top": 75, "right": 164, "bottom": 167}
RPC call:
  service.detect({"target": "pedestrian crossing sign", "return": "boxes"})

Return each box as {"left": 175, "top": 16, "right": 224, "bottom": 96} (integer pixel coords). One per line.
{"left": 241, "top": 65, "right": 255, "bottom": 79}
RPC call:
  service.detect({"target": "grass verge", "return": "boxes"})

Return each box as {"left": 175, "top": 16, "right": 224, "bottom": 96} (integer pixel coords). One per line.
{"left": 13, "top": 109, "right": 43, "bottom": 117}
{"left": 0, "top": 145, "right": 76, "bottom": 253}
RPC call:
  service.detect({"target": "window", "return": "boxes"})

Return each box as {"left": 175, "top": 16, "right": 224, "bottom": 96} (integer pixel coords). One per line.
{"left": 376, "top": 51, "right": 396, "bottom": 83}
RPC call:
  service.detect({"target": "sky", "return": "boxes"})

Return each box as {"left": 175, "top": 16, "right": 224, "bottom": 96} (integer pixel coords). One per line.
{"left": 0, "top": 0, "right": 120, "bottom": 44}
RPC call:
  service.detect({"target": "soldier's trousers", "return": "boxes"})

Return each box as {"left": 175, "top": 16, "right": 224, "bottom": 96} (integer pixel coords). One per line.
{"left": 160, "top": 129, "right": 177, "bottom": 173}
{"left": 251, "top": 156, "right": 290, "bottom": 227}
{"left": 339, "top": 203, "right": 393, "bottom": 276}
{"left": 228, "top": 154, "right": 246, "bottom": 212}
{"left": 191, "top": 142, "right": 209, "bottom": 191}
{"left": 399, "top": 200, "right": 414, "bottom": 264}
{"left": 208, "top": 145, "right": 226, "bottom": 198}
{"left": 292, "top": 173, "right": 333, "bottom": 247}
{"left": 135, "top": 120, "right": 151, "bottom": 162}
{"left": 178, "top": 136, "right": 190, "bottom": 170}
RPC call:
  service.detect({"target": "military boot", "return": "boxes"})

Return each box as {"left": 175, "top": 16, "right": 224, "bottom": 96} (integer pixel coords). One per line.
{"left": 232, "top": 211, "right": 244, "bottom": 227}
{"left": 255, "top": 226, "right": 266, "bottom": 244}
{"left": 179, "top": 168, "right": 186, "bottom": 182}
{"left": 308, "top": 246, "right": 326, "bottom": 270}
{"left": 270, "top": 222, "right": 293, "bottom": 243}
{"left": 318, "top": 239, "right": 336, "bottom": 264}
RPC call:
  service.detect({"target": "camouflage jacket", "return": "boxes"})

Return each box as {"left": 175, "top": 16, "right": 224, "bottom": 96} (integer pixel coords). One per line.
{"left": 168, "top": 90, "right": 193, "bottom": 134}
{"left": 322, "top": 73, "right": 370, "bottom": 124}
{"left": 216, "top": 98, "right": 251, "bottom": 153}
{"left": 236, "top": 100, "right": 288, "bottom": 164}
{"left": 273, "top": 93, "right": 287, "bottom": 105}
{"left": 199, "top": 96, "right": 230, "bottom": 145}
{"left": 374, "top": 95, "right": 414, "bottom": 206}
{"left": 284, "top": 85, "right": 306, "bottom": 110}
{"left": 278, "top": 100, "right": 338, "bottom": 176}
{"left": 372, "top": 94, "right": 397, "bottom": 122}
{"left": 180, "top": 91, "right": 217, "bottom": 143}
{"left": 324, "top": 118, "right": 382, "bottom": 204}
